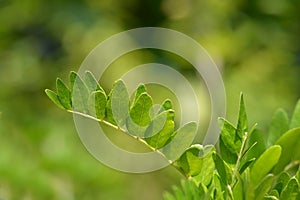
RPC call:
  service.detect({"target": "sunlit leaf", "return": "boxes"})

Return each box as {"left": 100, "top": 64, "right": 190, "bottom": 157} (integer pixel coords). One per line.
{"left": 239, "top": 158, "right": 255, "bottom": 174}
{"left": 162, "top": 122, "right": 197, "bottom": 161}
{"left": 236, "top": 93, "right": 248, "bottom": 138}
{"left": 219, "top": 118, "right": 241, "bottom": 154}
{"left": 267, "top": 109, "right": 289, "bottom": 147}
{"left": 244, "top": 129, "right": 266, "bottom": 163}
{"left": 250, "top": 145, "right": 281, "bottom": 185}
{"left": 290, "top": 100, "right": 300, "bottom": 129}
{"left": 145, "top": 110, "right": 175, "bottom": 149}
{"left": 254, "top": 174, "right": 274, "bottom": 200}
{"left": 273, "top": 128, "right": 300, "bottom": 174}
{"left": 213, "top": 152, "right": 232, "bottom": 185}
{"left": 45, "top": 89, "right": 65, "bottom": 109}
{"left": 133, "top": 84, "right": 147, "bottom": 104}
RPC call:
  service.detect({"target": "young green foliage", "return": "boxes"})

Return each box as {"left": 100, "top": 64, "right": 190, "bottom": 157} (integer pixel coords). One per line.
{"left": 46, "top": 72, "right": 300, "bottom": 200}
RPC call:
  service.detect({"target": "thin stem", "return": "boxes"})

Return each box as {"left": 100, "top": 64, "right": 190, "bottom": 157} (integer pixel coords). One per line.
{"left": 231, "top": 131, "right": 248, "bottom": 188}
{"left": 67, "top": 110, "right": 187, "bottom": 177}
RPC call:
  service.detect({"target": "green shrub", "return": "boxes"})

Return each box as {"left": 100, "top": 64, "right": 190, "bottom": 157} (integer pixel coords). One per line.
{"left": 46, "top": 71, "right": 300, "bottom": 200}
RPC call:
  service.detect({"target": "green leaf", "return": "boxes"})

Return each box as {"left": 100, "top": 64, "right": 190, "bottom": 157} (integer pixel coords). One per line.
{"left": 296, "top": 166, "right": 300, "bottom": 182}
{"left": 219, "top": 135, "right": 237, "bottom": 164}
{"left": 88, "top": 91, "right": 107, "bottom": 120}
{"left": 244, "top": 129, "right": 266, "bottom": 163}
{"left": 219, "top": 118, "right": 241, "bottom": 154}
{"left": 212, "top": 173, "right": 227, "bottom": 199}
{"left": 192, "top": 146, "right": 215, "bottom": 186}
{"left": 290, "top": 100, "right": 300, "bottom": 129}
{"left": 236, "top": 93, "right": 248, "bottom": 138}
{"left": 69, "top": 72, "right": 89, "bottom": 113}
{"left": 45, "top": 89, "right": 65, "bottom": 109}
{"left": 254, "top": 174, "right": 274, "bottom": 200}
{"left": 250, "top": 145, "right": 281, "bottom": 185}
{"left": 273, "top": 172, "right": 290, "bottom": 195}
{"left": 56, "top": 78, "right": 72, "bottom": 109}
{"left": 105, "top": 91, "right": 117, "bottom": 125}
{"left": 176, "top": 145, "right": 207, "bottom": 177}
{"left": 159, "top": 99, "right": 173, "bottom": 113}
{"left": 163, "top": 180, "right": 205, "bottom": 200}
{"left": 111, "top": 80, "right": 130, "bottom": 127}
{"left": 280, "top": 178, "right": 299, "bottom": 200}
{"left": 129, "top": 93, "right": 153, "bottom": 126}
{"left": 162, "top": 122, "right": 197, "bottom": 161}
{"left": 273, "top": 128, "right": 300, "bottom": 174}
{"left": 264, "top": 196, "right": 279, "bottom": 200}
{"left": 133, "top": 84, "right": 147, "bottom": 104}
{"left": 233, "top": 177, "right": 243, "bottom": 200}
{"left": 126, "top": 92, "right": 153, "bottom": 137}
{"left": 212, "top": 153, "right": 232, "bottom": 185}
{"left": 239, "top": 158, "right": 255, "bottom": 174}
{"left": 267, "top": 109, "right": 289, "bottom": 147}
{"left": 145, "top": 110, "right": 175, "bottom": 149}
{"left": 269, "top": 190, "right": 279, "bottom": 198}
{"left": 84, "top": 71, "right": 103, "bottom": 93}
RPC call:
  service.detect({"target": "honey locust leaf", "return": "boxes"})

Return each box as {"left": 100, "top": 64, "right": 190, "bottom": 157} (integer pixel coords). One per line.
{"left": 145, "top": 110, "right": 175, "bottom": 149}
{"left": 45, "top": 89, "right": 65, "bottom": 109}
{"left": 126, "top": 92, "right": 152, "bottom": 137}
{"left": 133, "top": 84, "right": 147, "bottom": 104}
{"left": 84, "top": 71, "right": 104, "bottom": 93}
{"left": 162, "top": 122, "right": 197, "bottom": 161}
{"left": 69, "top": 72, "right": 89, "bottom": 113}
{"left": 105, "top": 90, "right": 117, "bottom": 125}
{"left": 56, "top": 78, "right": 72, "bottom": 109}
{"left": 111, "top": 80, "right": 130, "bottom": 127}
{"left": 88, "top": 90, "right": 107, "bottom": 120}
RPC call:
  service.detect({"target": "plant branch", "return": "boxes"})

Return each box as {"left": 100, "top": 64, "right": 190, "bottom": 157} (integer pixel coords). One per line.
{"left": 67, "top": 109, "right": 187, "bottom": 178}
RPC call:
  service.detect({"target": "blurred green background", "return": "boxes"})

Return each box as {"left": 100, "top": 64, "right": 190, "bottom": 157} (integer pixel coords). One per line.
{"left": 0, "top": 0, "right": 300, "bottom": 199}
